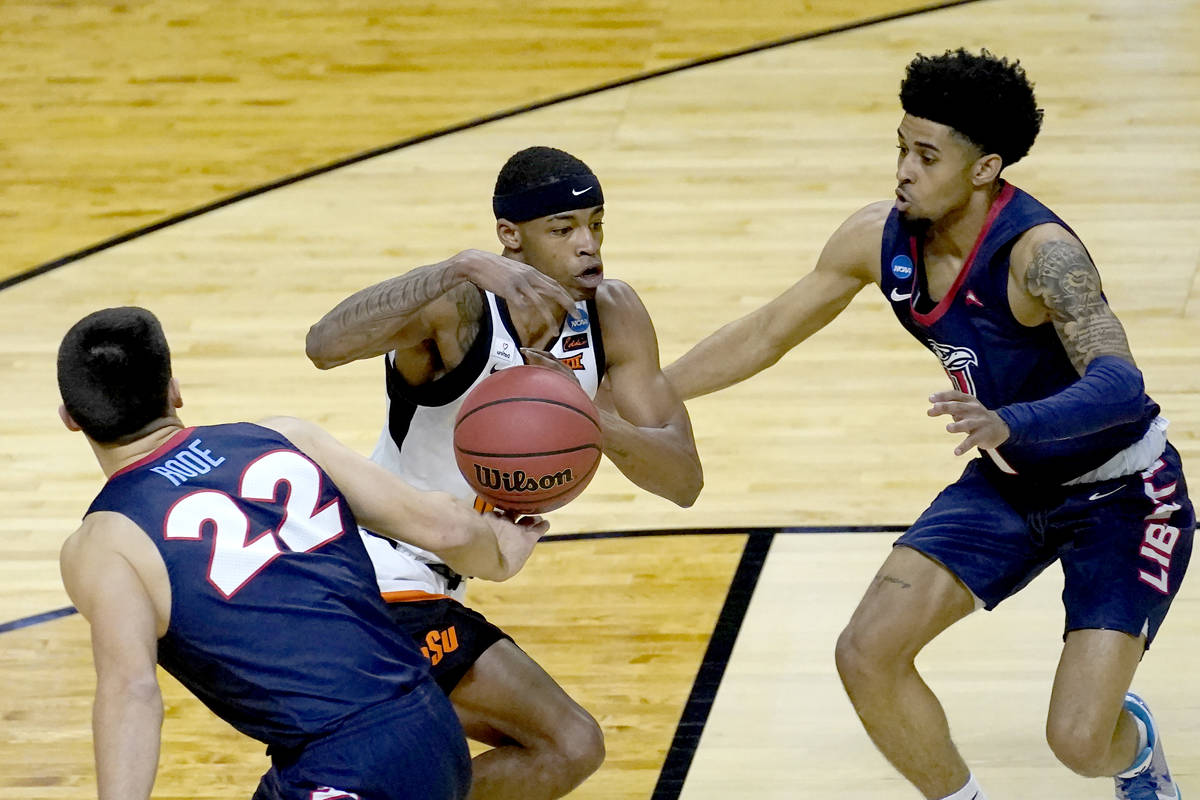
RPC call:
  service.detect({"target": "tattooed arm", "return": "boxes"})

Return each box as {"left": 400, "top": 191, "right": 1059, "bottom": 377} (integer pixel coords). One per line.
{"left": 1013, "top": 225, "right": 1135, "bottom": 373}
{"left": 306, "top": 250, "right": 576, "bottom": 369}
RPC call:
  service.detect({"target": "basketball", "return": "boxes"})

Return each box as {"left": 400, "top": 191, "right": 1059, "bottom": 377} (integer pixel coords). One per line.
{"left": 454, "top": 365, "right": 603, "bottom": 514}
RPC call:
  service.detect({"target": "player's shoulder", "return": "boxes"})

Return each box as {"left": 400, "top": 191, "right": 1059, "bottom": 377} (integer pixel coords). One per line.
{"left": 838, "top": 201, "right": 891, "bottom": 238}
{"left": 257, "top": 414, "right": 310, "bottom": 442}
{"left": 816, "top": 201, "right": 890, "bottom": 280}
{"left": 1009, "top": 221, "right": 1091, "bottom": 275}
{"left": 595, "top": 278, "right": 650, "bottom": 319}
{"left": 1013, "top": 220, "right": 1080, "bottom": 249}
{"left": 596, "top": 277, "right": 639, "bottom": 303}
{"left": 593, "top": 279, "right": 656, "bottom": 356}
{"left": 255, "top": 416, "right": 332, "bottom": 462}
{"left": 62, "top": 510, "right": 147, "bottom": 564}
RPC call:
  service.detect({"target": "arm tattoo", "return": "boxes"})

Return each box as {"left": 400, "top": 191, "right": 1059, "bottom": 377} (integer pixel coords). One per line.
{"left": 1023, "top": 239, "right": 1134, "bottom": 373}
{"left": 880, "top": 575, "right": 911, "bottom": 589}
{"left": 452, "top": 285, "right": 483, "bottom": 353}
{"left": 308, "top": 263, "right": 473, "bottom": 364}
{"left": 341, "top": 264, "right": 458, "bottom": 330}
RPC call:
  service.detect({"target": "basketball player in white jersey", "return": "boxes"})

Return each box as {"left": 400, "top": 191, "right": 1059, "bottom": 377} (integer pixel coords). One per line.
{"left": 306, "top": 146, "right": 703, "bottom": 800}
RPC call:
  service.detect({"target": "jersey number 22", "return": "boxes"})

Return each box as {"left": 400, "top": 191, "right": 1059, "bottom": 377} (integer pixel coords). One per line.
{"left": 164, "top": 450, "right": 344, "bottom": 598}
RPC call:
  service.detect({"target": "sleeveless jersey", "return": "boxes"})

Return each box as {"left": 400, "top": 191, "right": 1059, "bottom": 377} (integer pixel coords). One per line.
{"left": 366, "top": 289, "right": 605, "bottom": 596}
{"left": 878, "top": 182, "right": 1158, "bottom": 482}
{"left": 86, "top": 423, "right": 432, "bottom": 751}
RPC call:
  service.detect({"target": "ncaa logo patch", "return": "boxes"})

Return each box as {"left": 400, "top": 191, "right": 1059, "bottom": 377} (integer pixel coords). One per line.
{"left": 567, "top": 307, "right": 589, "bottom": 332}
{"left": 891, "top": 255, "right": 914, "bottom": 280}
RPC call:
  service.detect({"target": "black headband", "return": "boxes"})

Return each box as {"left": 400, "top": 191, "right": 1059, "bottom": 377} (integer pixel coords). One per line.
{"left": 492, "top": 175, "right": 604, "bottom": 222}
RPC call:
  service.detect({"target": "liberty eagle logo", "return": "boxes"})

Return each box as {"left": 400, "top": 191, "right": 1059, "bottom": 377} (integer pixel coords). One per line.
{"left": 927, "top": 340, "right": 979, "bottom": 395}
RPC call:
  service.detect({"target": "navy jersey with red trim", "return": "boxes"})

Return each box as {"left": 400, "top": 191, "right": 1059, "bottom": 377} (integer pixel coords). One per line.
{"left": 85, "top": 422, "right": 433, "bottom": 751}
{"left": 878, "top": 182, "right": 1158, "bottom": 481}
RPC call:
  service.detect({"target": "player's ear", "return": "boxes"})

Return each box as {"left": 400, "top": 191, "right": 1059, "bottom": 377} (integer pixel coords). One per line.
{"left": 971, "top": 153, "right": 1003, "bottom": 186}
{"left": 58, "top": 404, "right": 82, "bottom": 432}
{"left": 496, "top": 219, "right": 522, "bottom": 251}
{"left": 168, "top": 377, "right": 183, "bottom": 410}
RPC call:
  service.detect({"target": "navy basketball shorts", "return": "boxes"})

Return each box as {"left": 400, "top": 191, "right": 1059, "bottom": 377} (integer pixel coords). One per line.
{"left": 385, "top": 597, "right": 513, "bottom": 694}
{"left": 252, "top": 681, "right": 471, "bottom": 800}
{"left": 895, "top": 443, "right": 1194, "bottom": 646}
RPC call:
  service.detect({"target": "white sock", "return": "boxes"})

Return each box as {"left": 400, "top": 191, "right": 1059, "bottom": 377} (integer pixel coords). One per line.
{"left": 937, "top": 772, "right": 987, "bottom": 800}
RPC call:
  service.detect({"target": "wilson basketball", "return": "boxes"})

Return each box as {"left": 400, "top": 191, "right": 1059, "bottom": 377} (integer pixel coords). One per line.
{"left": 454, "top": 365, "right": 603, "bottom": 514}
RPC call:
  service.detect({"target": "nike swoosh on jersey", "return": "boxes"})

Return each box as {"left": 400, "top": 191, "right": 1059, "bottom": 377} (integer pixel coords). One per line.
{"left": 1088, "top": 486, "right": 1125, "bottom": 501}
{"left": 890, "top": 288, "right": 913, "bottom": 302}
{"left": 571, "top": 187, "right": 592, "bottom": 196}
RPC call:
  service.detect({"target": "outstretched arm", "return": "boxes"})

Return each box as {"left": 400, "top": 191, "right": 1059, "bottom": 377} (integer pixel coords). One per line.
{"left": 260, "top": 416, "right": 548, "bottom": 580}
{"left": 663, "top": 205, "right": 883, "bottom": 400}
{"left": 60, "top": 516, "right": 166, "bottom": 800}
{"left": 306, "top": 250, "right": 577, "bottom": 369}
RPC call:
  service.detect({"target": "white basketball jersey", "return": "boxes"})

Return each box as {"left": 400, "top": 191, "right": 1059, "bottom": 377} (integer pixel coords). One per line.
{"left": 363, "top": 289, "right": 604, "bottom": 598}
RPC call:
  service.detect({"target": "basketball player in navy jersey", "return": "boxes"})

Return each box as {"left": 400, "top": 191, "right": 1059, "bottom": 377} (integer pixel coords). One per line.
{"left": 665, "top": 50, "right": 1191, "bottom": 800}
{"left": 57, "top": 307, "right": 548, "bottom": 800}
{"left": 306, "top": 146, "right": 701, "bottom": 799}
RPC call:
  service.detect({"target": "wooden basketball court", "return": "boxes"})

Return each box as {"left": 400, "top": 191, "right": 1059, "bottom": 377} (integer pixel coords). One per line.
{"left": 2, "top": 0, "right": 1198, "bottom": 797}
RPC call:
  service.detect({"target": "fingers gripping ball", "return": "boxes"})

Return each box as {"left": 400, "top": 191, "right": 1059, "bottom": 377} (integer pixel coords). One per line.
{"left": 454, "top": 365, "right": 603, "bottom": 513}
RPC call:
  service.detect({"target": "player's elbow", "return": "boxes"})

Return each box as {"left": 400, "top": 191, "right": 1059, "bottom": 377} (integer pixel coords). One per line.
{"left": 98, "top": 667, "right": 162, "bottom": 711}
{"left": 674, "top": 485, "right": 701, "bottom": 509}
{"left": 671, "top": 464, "right": 704, "bottom": 508}
{"left": 304, "top": 325, "right": 344, "bottom": 370}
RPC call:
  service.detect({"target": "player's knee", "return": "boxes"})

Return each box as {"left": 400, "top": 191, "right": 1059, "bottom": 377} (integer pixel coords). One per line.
{"left": 552, "top": 707, "right": 605, "bottom": 782}
{"left": 835, "top": 623, "right": 892, "bottom": 690}
{"left": 1046, "top": 716, "right": 1111, "bottom": 777}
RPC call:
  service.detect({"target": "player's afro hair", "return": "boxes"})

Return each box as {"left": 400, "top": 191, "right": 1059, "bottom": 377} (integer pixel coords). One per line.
{"left": 900, "top": 48, "right": 1043, "bottom": 167}
{"left": 494, "top": 146, "right": 596, "bottom": 196}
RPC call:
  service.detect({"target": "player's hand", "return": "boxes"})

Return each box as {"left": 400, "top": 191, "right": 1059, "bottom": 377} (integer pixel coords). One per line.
{"left": 519, "top": 347, "right": 583, "bottom": 386}
{"left": 452, "top": 249, "right": 579, "bottom": 332}
{"left": 927, "top": 389, "right": 1011, "bottom": 456}
{"left": 485, "top": 510, "right": 549, "bottom": 580}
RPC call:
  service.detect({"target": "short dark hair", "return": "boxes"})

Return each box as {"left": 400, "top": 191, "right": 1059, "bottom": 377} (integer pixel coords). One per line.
{"left": 900, "top": 48, "right": 1043, "bottom": 167}
{"left": 494, "top": 146, "right": 595, "bottom": 197}
{"left": 57, "top": 307, "right": 173, "bottom": 443}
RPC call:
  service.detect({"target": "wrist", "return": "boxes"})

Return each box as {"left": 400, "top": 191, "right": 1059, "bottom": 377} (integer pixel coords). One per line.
{"left": 995, "top": 406, "right": 1024, "bottom": 446}
{"left": 445, "top": 251, "right": 479, "bottom": 287}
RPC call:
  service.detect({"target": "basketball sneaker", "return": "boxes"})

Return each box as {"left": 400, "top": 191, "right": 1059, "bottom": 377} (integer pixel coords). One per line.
{"left": 1115, "top": 692, "right": 1180, "bottom": 800}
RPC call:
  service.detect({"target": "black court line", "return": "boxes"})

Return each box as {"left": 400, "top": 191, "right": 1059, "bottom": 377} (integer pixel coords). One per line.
{"left": 651, "top": 532, "right": 775, "bottom": 800}
{"left": 0, "top": 605, "right": 78, "bottom": 634}
{"left": 0, "top": 523, "right": 904, "bottom": 635}
{"left": 0, "top": 0, "right": 993, "bottom": 293}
